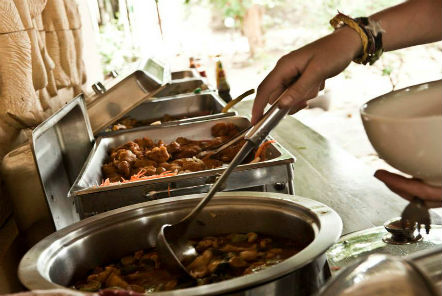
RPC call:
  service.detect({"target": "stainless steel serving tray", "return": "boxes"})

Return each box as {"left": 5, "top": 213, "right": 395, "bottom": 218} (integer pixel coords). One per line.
{"left": 69, "top": 116, "right": 295, "bottom": 218}
{"left": 97, "top": 92, "right": 236, "bottom": 136}
{"left": 155, "top": 78, "right": 211, "bottom": 98}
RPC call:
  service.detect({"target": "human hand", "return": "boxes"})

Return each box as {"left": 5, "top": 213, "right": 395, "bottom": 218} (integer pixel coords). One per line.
{"left": 374, "top": 169, "right": 442, "bottom": 208}
{"left": 251, "top": 27, "right": 362, "bottom": 124}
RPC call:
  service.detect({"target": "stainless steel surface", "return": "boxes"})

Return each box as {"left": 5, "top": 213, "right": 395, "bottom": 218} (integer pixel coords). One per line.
{"left": 98, "top": 93, "right": 235, "bottom": 136}
{"left": 87, "top": 70, "right": 169, "bottom": 135}
{"left": 139, "top": 57, "right": 171, "bottom": 83}
{"left": 319, "top": 253, "right": 439, "bottom": 296}
{"left": 32, "top": 95, "right": 94, "bottom": 230}
{"left": 401, "top": 197, "right": 431, "bottom": 234}
{"left": 408, "top": 246, "right": 442, "bottom": 293}
{"left": 91, "top": 82, "right": 106, "bottom": 94}
{"left": 383, "top": 217, "right": 422, "bottom": 244}
{"left": 171, "top": 69, "right": 200, "bottom": 80}
{"left": 326, "top": 224, "right": 442, "bottom": 272}
{"left": 69, "top": 116, "right": 295, "bottom": 220}
{"left": 19, "top": 192, "right": 342, "bottom": 295}
{"left": 155, "top": 78, "right": 210, "bottom": 98}
{"left": 106, "top": 70, "right": 119, "bottom": 79}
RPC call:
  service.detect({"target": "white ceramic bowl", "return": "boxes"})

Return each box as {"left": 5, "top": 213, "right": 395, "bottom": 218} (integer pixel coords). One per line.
{"left": 361, "top": 80, "right": 442, "bottom": 186}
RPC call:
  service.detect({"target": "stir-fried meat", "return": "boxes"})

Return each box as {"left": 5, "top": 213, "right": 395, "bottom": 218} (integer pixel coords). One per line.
{"left": 146, "top": 146, "right": 170, "bottom": 163}
{"left": 134, "top": 159, "right": 157, "bottom": 168}
{"left": 217, "top": 140, "right": 245, "bottom": 162}
{"left": 166, "top": 141, "right": 181, "bottom": 154}
{"left": 211, "top": 122, "right": 240, "bottom": 138}
{"left": 101, "top": 122, "right": 268, "bottom": 184}
{"left": 134, "top": 137, "right": 155, "bottom": 150}
{"left": 175, "top": 144, "right": 201, "bottom": 159}
{"left": 74, "top": 232, "right": 301, "bottom": 293}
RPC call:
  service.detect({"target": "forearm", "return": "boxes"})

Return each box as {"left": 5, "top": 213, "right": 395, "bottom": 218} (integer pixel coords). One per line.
{"left": 371, "top": 0, "right": 442, "bottom": 51}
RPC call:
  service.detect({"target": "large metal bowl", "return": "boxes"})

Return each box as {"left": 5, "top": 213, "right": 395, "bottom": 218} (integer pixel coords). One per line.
{"left": 19, "top": 192, "right": 342, "bottom": 295}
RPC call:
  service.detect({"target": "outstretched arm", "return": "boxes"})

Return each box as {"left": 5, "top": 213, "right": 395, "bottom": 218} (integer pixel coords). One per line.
{"left": 251, "top": 0, "right": 442, "bottom": 124}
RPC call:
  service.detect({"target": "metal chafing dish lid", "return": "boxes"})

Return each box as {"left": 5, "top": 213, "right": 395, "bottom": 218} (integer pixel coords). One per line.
{"left": 87, "top": 58, "right": 170, "bottom": 135}
{"left": 32, "top": 95, "right": 93, "bottom": 229}
{"left": 327, "top": 219, "right": 442, "bottom": 273}
{"left": 139, "top": 56, "right": 171, "bottom": 83}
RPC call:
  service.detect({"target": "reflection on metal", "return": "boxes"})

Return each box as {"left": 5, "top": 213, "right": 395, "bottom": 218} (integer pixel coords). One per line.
{"left": 320, "top": 247, "right": 442, "bottom": 296}
{"left": 383, "top": 217, "right": 422, "bottom": 245}
{"left": 327, "top": 224, "right": 442, "bottom": 273}
{"left": 91, "top": 81, "right": 106, "bottom": 94}
{"left": 87, "top": 70, "right": 168, "bottom": 134}
{"left": 31, "top": 95, "right": 94, "bottom": 230}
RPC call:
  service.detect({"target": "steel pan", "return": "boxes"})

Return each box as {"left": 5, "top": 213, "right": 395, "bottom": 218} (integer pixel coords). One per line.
{"left": 19, "top": 192, "right": 342, "bottom": 295}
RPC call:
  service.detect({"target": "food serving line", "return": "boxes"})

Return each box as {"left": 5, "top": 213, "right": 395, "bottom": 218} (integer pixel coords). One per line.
{"left": 2, "top": 59, "right": 441, "bottom": 295}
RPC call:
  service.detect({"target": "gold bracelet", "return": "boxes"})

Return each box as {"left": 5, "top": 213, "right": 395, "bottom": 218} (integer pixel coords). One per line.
{"left": 330, "top": 12, "right": 369, "bottom": 64}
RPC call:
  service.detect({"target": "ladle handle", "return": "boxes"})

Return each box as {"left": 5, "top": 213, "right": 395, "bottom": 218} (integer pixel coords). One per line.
{"left": 179, "top": 140, "right": 255, "bottom": 225}
{"left": 179, "top": 92, "right": 290, "bottom": 225}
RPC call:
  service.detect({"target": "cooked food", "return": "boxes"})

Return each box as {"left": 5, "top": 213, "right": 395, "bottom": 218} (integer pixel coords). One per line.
{"left": 74, "top": 232, "right": 301, "bottom": 293}
{"left": 110, "top": 111, "right": 212, "bottom": 131}
{"left": 100, "top": 122, "right": 273, "bottom": 186}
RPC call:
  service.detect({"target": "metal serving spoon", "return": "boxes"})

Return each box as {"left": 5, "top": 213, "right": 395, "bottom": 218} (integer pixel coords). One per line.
{"left": 157, "top": 92, "right": 290, "bottom": 276}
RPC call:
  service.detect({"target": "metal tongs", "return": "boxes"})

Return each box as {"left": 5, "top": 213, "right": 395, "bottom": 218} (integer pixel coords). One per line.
{"left": 157, "top": 93, "right": 290, "bottom": 276}
{"left": 401, "top": 197, "right": 431, "bottom": 234}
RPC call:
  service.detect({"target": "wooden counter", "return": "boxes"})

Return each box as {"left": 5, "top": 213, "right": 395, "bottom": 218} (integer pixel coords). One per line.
{"left": 234, "top": 100, "right": 409, "bottom": 235}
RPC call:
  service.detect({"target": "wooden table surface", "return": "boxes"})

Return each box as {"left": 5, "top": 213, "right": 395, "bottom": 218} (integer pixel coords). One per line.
{"left": 234, "top": 100, "right": 410, "bottom": 235}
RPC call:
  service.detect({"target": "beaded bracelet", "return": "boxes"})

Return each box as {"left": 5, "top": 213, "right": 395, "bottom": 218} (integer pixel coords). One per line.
{"left": 330, "top": 12, "right": 384, "bottom": 65}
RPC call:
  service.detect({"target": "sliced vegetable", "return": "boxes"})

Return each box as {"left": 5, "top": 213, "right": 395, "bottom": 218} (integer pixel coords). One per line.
{"left": 253, "top": 140, "right": 276, "bottom": 162}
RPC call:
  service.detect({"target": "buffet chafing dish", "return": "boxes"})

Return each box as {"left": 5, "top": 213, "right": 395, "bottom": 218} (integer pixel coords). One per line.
{"left": 19, "top": 192, "right": 342, "bottom": 296}
{"left": 97, "top": 92, "right": 236, "bottom": 136}
{"left": 69, "top": 115, "right": 295, "bottom": 220}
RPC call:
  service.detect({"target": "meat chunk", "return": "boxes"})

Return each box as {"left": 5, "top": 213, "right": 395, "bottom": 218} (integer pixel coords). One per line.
{"left": 180, "top": 157, "right": 206, "bottom": 172}
{"left": 216, "top": 140, "right": 245, "bottom": 162}
{"left": 187, "top": 249, "right": 213, "bottom": 278}
{"left": 211, "top": 122, "right": 239, "bottom": 138}
{"left": 134, "top": 137, "right": 155, "bottom": 149}
{"left": 102, "top": 163, "right": 122, "bottom": 182}
{"left": 146, "top": 146, "right": 170, "bottom": 163}
{"left": 202, "top": 158, "right": 223, "bottom": 169}
{"left": 134, "top": 158, "right": 157, "bottom": 168}
{"left": 175, "top": 144, "right": 202, "bottom": 158}
{"left": 121, "top": 141, "right": 143, "bottom": 158}
{"left": 166, "top": 141, "right": 181, "bottom": 155}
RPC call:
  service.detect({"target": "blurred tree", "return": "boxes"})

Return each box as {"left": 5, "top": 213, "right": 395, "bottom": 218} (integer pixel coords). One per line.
{"left": 187, "top": 0, "right": 282, "bottom": 56}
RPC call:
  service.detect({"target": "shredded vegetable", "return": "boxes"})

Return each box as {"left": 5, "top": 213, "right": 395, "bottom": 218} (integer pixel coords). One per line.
{"left": 99, "top": 170, "right": 177, "bottom": 187}
{"left": 253, "top": 139, "right": 276, "bottom": 161}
